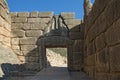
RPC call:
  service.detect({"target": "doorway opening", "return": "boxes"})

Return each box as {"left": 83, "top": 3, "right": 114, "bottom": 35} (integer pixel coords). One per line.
{"left": 46, "top": 48, "right": 67, "bottom": 67}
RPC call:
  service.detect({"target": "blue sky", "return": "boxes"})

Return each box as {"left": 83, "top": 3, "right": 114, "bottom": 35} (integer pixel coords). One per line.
{"left": 6, "top": 0, "right": 94, "bottom": 19}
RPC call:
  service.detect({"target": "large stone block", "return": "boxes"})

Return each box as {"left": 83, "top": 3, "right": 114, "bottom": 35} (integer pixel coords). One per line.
{"left": 106, "top": 18, "right": 120, "bottom": 46}
{"left": 30, "top": 12, "right": 39, "bottom": 17}
{"left": 28, "top": 18, "right": 50, "bottom": 23}
{"left": 20, "top": 37, "right": 37, "bottom": 45}
{"left": 72, "top": 40, "right": 83, "bottom": 52}
{"left": 25, "top": 30, "right": 43, "bottom": 37}
{"left": 30, "top": 23, "right": 47, "bottom": 30}
{"left": 110, "top": 44, "right": 120, "bottom": 72}
{"left": 18, "top": 12, "right": 29, "bottom": 17}
{"left": 69, "top": 31, "right": 83, "bottom": 40}
{"left": 0, "top": 27, "right": 10, "bottom": 37}
{"left": 10, "top": 12, "right": 18, "bottom": 17}
{"left": 11, "top": 30, "right": 25, "bottom": 37}
{"left": 21, "top": 45, "right": 37, "bottom": 51}
{"left": 87, "top": 41, "right": 96, "bottom": 55}
{"left": 11, "top": 38, "right": 19, "bottom": 45}
{"left": 96, "top": 48, "right": 109, "bottom": 72}
{"left": 12, "top": 17, "right": 27, "bottom": 23}
{"left": 12, "top": 45, "right": 20, "bottom": 50}
{"left": 64, "top": 19, "right": 81, "bottom": 26}
{"left": 11, "top": 23, "right": 24, "bottom": 29}
{"left": 61, "top": 12, "right": 75, "bottom": 19}
{"left": 95, "top": 33, "right": 106, "bottom": 51}
{"left": 38, "top": 12, "right": 53, "bottom": 18}
{"left": 95, "top": 73, "right": 110, "bottom": 80}
{"left": 84, "top": 54, "right": 96, "bottom": 66}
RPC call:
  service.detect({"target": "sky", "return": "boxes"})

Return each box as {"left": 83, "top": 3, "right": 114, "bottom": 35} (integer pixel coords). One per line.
{"left": 6, "top": 0, "right": 95, "bottom": 19}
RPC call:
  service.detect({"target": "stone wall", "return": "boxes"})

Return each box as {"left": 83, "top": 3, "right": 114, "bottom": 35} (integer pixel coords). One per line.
{"left": 84, "top": 0, "right": 120, "bottom": 79}
{"left": 11, "top": 12, "right": 83, "bottom": 71}
{"left": 0, "top": 0, "right": 11, "bottom": 47}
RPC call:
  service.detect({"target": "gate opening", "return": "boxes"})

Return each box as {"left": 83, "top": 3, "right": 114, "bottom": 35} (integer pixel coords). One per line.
{"left": 46, "top": 48, "right": 67, "bottom": 67}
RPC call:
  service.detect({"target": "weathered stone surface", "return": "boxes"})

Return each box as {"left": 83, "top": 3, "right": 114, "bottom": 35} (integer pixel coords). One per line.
{"left": 30, "top": 12, "right": 39, "bottom": 17}
{"left": 28, "top": 18, "right": 50, "bottom": 23}
{"left": 72, "top": 40, "right": 83, "bottom": 52}
{"left": 10, "top": 12, "right": 18, "bottom": 17}
{"left": 64, "top": 19, "right": 81, "bottom": 25}
{"left": 21, "top": 45, "right": 37, "bottom": 51}
{"left": 110, "top": 44, "right": 120, "bottom": 72}
{"left": 11, "top": 23, "right": 24, "bottom": 29}
{"left": 0, "top": 27, "right": 10, "bottom": 37}
{"left": 87, "top": 41, "right": 96, "bottom": 55}
{"left": 84, "top": 54, "right": 96, "bottom": 66}
{"left": 12, "top": 45, "right": 20, "bottom": 50}
{"left": 69, "top": 31, "right": 83, "bottom": 40}
{"left": 20, "top": 37, "right": 37, "bottom": 45}
{"left": 11, "top": 30, "right": 25, "bottom": 37}
{"left": 38, "top": 12, "right": 53, "bottom": 18}
{"left": 95, "top": 33, "right": 106, "bottom": 51}
{"left": 106, "top": 18, "right": 120, "bottom": 46}
{"left": 18, "top": 12, "right": 29, "bottom": 17}
{"left": 61, "top": 12, "right": 75, "bottom": 19}
{"left": 12, "top": 17, "right": 27, "bottom": 23}
{"left": 0, "top": 45, "right": 20, "bottom": 77}
{"left": 11, "top": 38, "right": 19, "bottom": 45}
{"left": 96, "top": 48, "right": 109, "bottom": 72}
{"left": 25, "top": 30, "right": 43, "bottom": 37}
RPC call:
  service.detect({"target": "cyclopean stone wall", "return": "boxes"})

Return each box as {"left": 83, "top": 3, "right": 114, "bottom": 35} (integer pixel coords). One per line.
{"left": 11, "top": 12, "right": 83, "bottom": 71}
{"left": 84, "top": 0, "right": 120, "bottom": 80}
{"left": 0, "top": 0, "right": 11, "bottom": 47}
{"left": 0, "top": 0, "right": 20, "bottom": 78}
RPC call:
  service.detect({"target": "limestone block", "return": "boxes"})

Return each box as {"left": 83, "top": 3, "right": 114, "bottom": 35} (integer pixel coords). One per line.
{"left": 95, "top": 33, "right": 106, "bottom": 51}
{"left": 64, "top": 19, "right": 81, "bottom": 25}
{"left": 11, "top": 38, "right": 19, "bottom": 45}
{"left": 69, "top": 31, "right": 83, "bottom": 40}
{"left": 30, "top": 23, "right": 46, "bottom": 30}
{"left": 24, "top": 62, "right": 41, "bottom": 71}
{"left": 72, "top": 40, "right": 83, "bottom": 52}
{"left": 61, "top": 12, "right": 75, "bottom": 19}
{"left": 0, "top": 27, "right": 10, "bottom": 37}
{"left": 27, "top": 56, "right": 39, "bottom": 62}
{"left": 84, "top": 54, "right": 96, "bottom": 66}
{"left": 21, "top": 45, "right": 37, "bottom": 51}
{"left": 12, "top": 45, "right": 20, "bottom": 50}
{"left": 67, "top": 25, "right": 80, "bottom": 31}
{"left": 110, "top": 74, "right": 120, "bottom": 80}
{"left": 3, "top": 36, "right": 10, "bottom": 43}
{"left": 13, "top": 49, "right": 23, "bottom": 56}
{"left": 11, "top": 23, "right": 24, "bottom": 29}
{"left": 25, "top": 30, "right": 43, "bottom": 37}
{"left": 0, "top": 5, "right": 9, "bottom": 22}
{"left": 20, "top": 37, "right": 37, "bottom": 45}
{"left": 11, "top": 30, "right": 25, "bottom": 37}
{"left": 22, "top": 49, "right": 39, "bottom": 57}
{"left": 30, "top": 12, "right": 39, "bottom": 17}
{"left": 18, "top": 12, "right": 29, "bottom": 17}
{"left": 95, "top": 73, "right": 109, "bottom": 80}
{"left": 28, "top": 18, "right": 50, "bottom": 23}
{"left": 18, "top": 56, "right": 25, "bottom": 62}
{"left": 11, "top": 17, "right": 27, "bottom": 23}
{"left": 4, "top": 23, "right": 11, "bottom": 32}
{"left": 87, "top": 41, "right": 96, "bottom": 55}
{"left": 96, "top": 48, "right": 109, "bottom": 72}
{"left": 10, "top": 12, "right": 18, "bottom": 17}
{"left": 38, "top": 12, "right": 53, "bottom": 18}
{"left": 0, "top": 35, "right": 3, "bottom": 42}
{"left": 110, "top": 44, "right": 120, "bottom": 72}
{"left": 106, "top": 18, "right": 120, "bottom": 46}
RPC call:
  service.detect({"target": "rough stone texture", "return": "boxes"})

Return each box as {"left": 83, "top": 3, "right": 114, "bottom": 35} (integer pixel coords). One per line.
{"left": 84, "top": 0, "right": 120, "bottom": 79}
